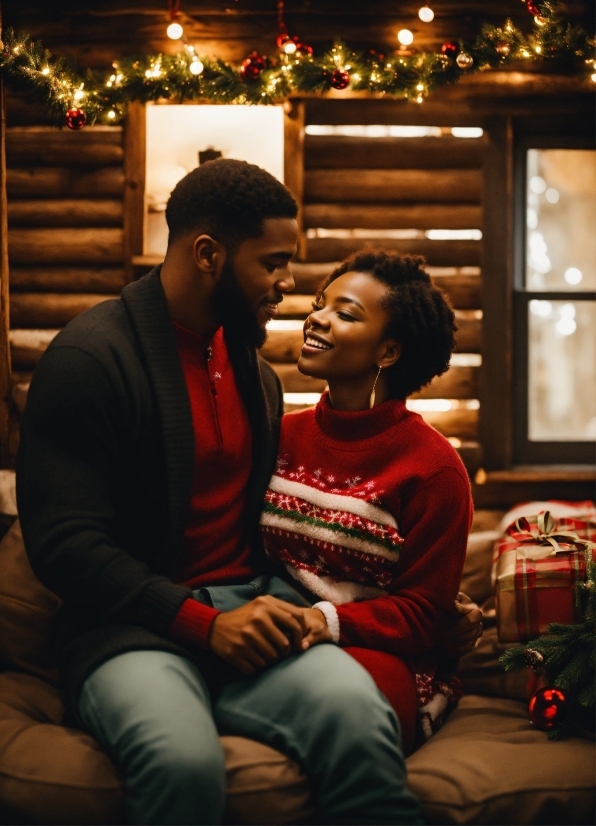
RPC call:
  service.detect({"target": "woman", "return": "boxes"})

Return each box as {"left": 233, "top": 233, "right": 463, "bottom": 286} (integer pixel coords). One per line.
{"left": 261, "top": 251, "right": 476, "bottom": 754}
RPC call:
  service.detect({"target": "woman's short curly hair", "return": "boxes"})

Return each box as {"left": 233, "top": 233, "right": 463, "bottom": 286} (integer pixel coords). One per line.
{"left": 320, "top": 250, "right": 457, "bottom": 398}
{"left": 165, "top": 158, "right": 297, "bottom": 250}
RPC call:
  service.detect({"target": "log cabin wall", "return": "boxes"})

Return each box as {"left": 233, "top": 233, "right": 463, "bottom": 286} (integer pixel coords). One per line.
{"left": 261, "top": 98, "right": 484, "bottom": 476}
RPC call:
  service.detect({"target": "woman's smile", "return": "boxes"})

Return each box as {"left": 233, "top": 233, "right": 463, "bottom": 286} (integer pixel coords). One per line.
{"left": 302, "top": 330, "right": 333, "bottom": 353}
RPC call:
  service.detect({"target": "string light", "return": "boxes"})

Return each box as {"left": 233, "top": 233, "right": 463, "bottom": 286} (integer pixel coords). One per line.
{"left": 591, "top": 73, "right": 596, "bottom": 82}
{"left": 189, "top": 58, "right": 204, "bottom": 75}
{"left": 397, "top": 29, "right": 414, "bottom": 46}
{"left": 166, "top": 21, "right": 184, "bottom": 39}
{"left": 41, "top": 66, "right": 50, "bottom": 75}
{"left": 107, "top": 110, "right": 116, "bottom": 119}
{"left": 416, "top": 82, "right": 424, "bottom": 90}
{"left": 418, "top": 5, "right": 434, "bottom": 23}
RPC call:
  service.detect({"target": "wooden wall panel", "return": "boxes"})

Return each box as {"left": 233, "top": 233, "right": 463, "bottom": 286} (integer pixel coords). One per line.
{"left": 306, "top": 237, "right": 481, "bottom": 267}
{"left": 8, "top": 199, "right": 123, "bottom": 227}
{"left": 5, "top": 127, "right": 123, "bottom": 166}
{"left": 304, "top": 204, "right": 482, "bottom": 230}
{"left": 6, "top": 167, "right": 124, "bottom": 198}
{"left": 9, "top": 267, "right": 127, "bottom": 293}
{"left": 305, "top": 136, "right": 484, "bottom": 169}
{"left": 8, "top": 228, "right": 124, "bottom": 265}
{"left": 10, "top": 294, "right": 116, "bottom": 328}
{"left": 304, "top": 169, "right": 482, "bottom": 203}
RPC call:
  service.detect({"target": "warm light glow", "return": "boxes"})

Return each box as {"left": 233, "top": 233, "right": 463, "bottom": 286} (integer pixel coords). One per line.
{"left": 564, "top": 267, "right": 583, "bottom": 285}
{"left": 591, "top": 72, "right": 596, "bottom": 83}
{"left": 416, "top": 83, "right": 424, "bottom": 91}
{"left": 418, "top": 5, "right": 434, "bottom": 22}
{"left": 535, "top": 45, "right": 542, "bottom": 53}
{"left": 283, "top": 40, "right": 297, "bottom": 55}
{"left": 189, "top": 59, "right": 204, "bottom": 75}
{"left": 397, "top": 29, "right": 414, "bottom": 46}
{"left": 416, "top": 96, "right": 423, "bottom": 103}
{"left": 166, "top": 22, "right": 184, "bottom": 40}
{"left": 534, "top": 15, "right": 546, "bottom": 25}
{"left": 41, "top": 67, "right": 50, "bottom": 75}
{"left": 74, "top": 89, "right": 85, "bottom": 101}
{"left": 107, "top": 110, "right": 116, "bottom": 119}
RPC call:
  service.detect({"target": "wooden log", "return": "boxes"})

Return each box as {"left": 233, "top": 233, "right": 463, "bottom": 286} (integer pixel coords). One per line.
{"left": 262, "top": 320, "right": 480, "bottom": 363}
{"left": 453, "top": 312, "right": 481, "bottom": 353}
{"left": 304, "top": 99, "right": 484, "bottom": 128}
{"left": 290, "top": 262, "right": 481, "bottom": 308}
{"left": 303, "top": 203, "right": 482, "bottom": 230}
{"left": 10, "top": 294, "right": 117, "bottom": 328}
{"left": 414, "top": 408, "right": 478, "bottom": 440}
{"left": 6, "top": 126, "right": 123, "bottom": 166}
{"left": 11, "top": 381, "right": 30, "bottom": 416}
{"left": 8, "top": 199, "right": 123, "bottom": 227}
{"left": 272, "top": 363, "right": 479, "bottom": 399}
{"left": 278, "top": 295, "right": 315, "bottom": 318}
{"left": 411, "top": 365, "right": 479, "bottom": 400}
{"left": 305, "top": 136, "right": 484, "bottom": 170}
{"left": 9, "top": 329, "right": 59, "bottom": 369}
{"left": 6, "top": 167, "right": 125, "bottom": 198}
{"left": 9, "top": 267, "right": 127, "bottom": 293}
{"left": 306, "top": 237, "right": 481, "bottom": 267}
{"left": 305, "top": 169, "right": 482, "bottom": 203}
{"left": 8, "top": 228, "right": 124, "bottom": 265}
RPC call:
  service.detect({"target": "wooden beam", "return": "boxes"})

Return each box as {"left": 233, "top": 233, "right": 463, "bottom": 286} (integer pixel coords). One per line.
{"left": 6, "top": 126, "right": 123, "bottom": 166}
{"left": 305, "top": 136, "right": 484, "bottom": 170}
{"left": 261, "top": 321, "right": 480, "bottom": 362}
{"left": 305, "top": 169, "right": 482, "bottom": 203}
{"left": 290, "top": 262, "right": 481, "bottom": 308}
{"left": 123, "top": 102, "right": 146, "bottom": 281}
{"left": 303, "top": 203, "right": 482, "bottom": 230}
{"left": 284, "top": 100, "right": 306, "bottom": 261}
{"left": 479, "top": 116, "right": 514, "bottom": 470}
{"left": 9, "top": 329, "right": 59, "bottom": 369}
{"left": 9, "top": 267, "right": 127, "bottom": 293}
{"left": 8, "top": 199, "right": 123, "bottom": 227}
{"left": 305, "top": 237, "right": 481, "bottom": 267}
{"left": 304, "top": 99, "right": 483, "bottom": 128}
{"left": 7, "top": 167, "right": 124, "bottom": 198}
{"left": 10, "top": 294, "right": 117, "bottom": 328}
{"left": 8, "top": 228, "right": 124, "bottom": 264}
{"left": 0, "top": 81, "right": 11, "bottom": 467}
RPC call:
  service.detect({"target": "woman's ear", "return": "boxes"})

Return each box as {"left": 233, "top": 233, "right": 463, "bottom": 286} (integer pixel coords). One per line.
{"left": 193, "top": 234, "right": 226, "bottom": 277}
{"left": 378, "top": 339, "right": 402, "bottom": 369}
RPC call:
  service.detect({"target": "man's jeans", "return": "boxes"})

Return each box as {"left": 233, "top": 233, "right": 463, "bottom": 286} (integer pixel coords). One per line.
{"left": 77, "top": 576, "right": 423, "bottom": 825}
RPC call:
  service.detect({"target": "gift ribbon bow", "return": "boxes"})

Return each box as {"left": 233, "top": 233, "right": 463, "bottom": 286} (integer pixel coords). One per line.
{"left": 507, "top": 511, "right": 582, "bottom": 554}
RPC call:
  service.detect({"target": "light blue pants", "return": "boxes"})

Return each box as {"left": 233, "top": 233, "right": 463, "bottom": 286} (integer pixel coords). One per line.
{"left": 77, "top": 578, "right": 423, "bottom": 826}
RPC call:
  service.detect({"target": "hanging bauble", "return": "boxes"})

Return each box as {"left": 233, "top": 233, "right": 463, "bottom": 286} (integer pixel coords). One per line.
{"left": 524, "top": 648, "right": 544, "bottom": 669}
{"left": 240, "top": 52, "right": 266, "bottom": 81}
{"left": 456, "top": 51, "right": 474, "bottom": 69}
{"left": 495, "top": 41, "right": 511, "bottom": 57}
{"left": 65, "top": 107, "right": 86, "bottom": 130}
{"left": 526, "top": 0, "right": 541, "bottom": 15}
{"left": 330, "top": 69, "right": 350, "bottom": 90}
{"left": 294, "top": 41, "right": 313, "bottom": 57}
{"left": 277, "top": 33, "right": 299, "bottom": 55}
{"left": 441, "top": 41, "right": 459, "bottom": 57}
{"left": 528, "top": 687, "right": 568, "bottom": 730}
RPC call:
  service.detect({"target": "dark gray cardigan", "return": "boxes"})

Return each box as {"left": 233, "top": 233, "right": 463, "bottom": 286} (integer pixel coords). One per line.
{"left": 16, "top": 267, "right": 283, "bottom": 702}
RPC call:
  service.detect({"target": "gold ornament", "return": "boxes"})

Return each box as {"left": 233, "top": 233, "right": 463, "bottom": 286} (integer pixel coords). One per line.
{"left": 524, "top": 648, "right": 545, "bottom": 670}
{"left": 456, "top": 52, "right": 474, "bottom": 69}
{"left": 496, "top": 41, "right": 511, "bottom": 56}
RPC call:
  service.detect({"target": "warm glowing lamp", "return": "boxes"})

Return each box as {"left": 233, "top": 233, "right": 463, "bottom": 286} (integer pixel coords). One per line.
{"left": 397, "top": 29, "right": 414, "bottom": 46}
{"left": 418, "top": 6, "right": 434, "bottom": 22}
{"left": 167, "top": 21, "right": 184, "bottom": 40}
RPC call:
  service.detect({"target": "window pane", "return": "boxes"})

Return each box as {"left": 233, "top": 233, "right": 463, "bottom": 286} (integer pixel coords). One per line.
{"left": 528, "top": 300, "right": 596, "bottom": 441}
{"left": 526, "top": 149, "right": 596, "bottom": 291}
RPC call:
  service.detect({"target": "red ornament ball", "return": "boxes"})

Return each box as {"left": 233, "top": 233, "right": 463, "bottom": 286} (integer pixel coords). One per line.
{"left": 295, "top": 41, "right": 313, "bottom": 57}
{"left": 240, "top": 52, "right": 266, "bottom": 82}
{"left": 65, "top": 107, "right": 86, "bottom": 130}
{"left": 441, "top": 41, "right": 459, "bottom": 58}
{"left": 526, "top": 0, "right": 541, "bottom": 15}
{"left": 330, "top": 69, "right": 350, "bottom": 90}
{"left": 528, "top": 687, "right": 568, "bottom": 730}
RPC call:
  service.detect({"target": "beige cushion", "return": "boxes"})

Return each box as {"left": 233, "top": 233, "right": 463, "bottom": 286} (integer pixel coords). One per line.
{"left": 406, "top": 694, "right": 596, "bottom": 825}
{"left": 457, "top": 624, "right": 529, "bottom": 702}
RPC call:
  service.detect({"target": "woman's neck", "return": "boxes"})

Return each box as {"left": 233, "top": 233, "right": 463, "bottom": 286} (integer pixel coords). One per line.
{"left": 327, "top": 374, "right": 390, "bottom": 411}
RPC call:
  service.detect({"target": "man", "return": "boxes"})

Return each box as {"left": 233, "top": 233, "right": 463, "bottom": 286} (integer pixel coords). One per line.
{"left": 17, "top": 159, "right": 478, "bottom": 825}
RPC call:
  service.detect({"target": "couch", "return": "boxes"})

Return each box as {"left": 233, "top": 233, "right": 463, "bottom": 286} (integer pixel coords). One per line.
{"left": 0, "top": 470, "right": 594, "bottom": 825}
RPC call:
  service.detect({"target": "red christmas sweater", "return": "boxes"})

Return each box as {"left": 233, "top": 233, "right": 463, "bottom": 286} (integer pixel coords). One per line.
{"left": 260, "top": 392, "right": 473, "bottom": 659}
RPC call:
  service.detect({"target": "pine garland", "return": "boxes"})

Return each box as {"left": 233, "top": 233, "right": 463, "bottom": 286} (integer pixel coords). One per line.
{"left": 500, "top": 543, "right": 596, "bottom": 740}
{"left": 0, "top": 0, "right": 593, "bottom": 126}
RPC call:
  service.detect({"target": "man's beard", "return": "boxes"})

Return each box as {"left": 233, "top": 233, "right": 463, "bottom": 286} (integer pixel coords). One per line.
{"left": 212, "top": 258, "right": 267, "bottom": 349}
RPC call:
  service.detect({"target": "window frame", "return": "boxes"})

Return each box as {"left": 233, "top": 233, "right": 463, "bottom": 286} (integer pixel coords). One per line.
{"left": 512, "top": 133, "right": 596, "bottom": 465}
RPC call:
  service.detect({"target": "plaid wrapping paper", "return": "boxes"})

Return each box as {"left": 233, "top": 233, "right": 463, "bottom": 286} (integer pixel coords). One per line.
{"left": 492, "top": 503, "right": 596, "bottom": 643}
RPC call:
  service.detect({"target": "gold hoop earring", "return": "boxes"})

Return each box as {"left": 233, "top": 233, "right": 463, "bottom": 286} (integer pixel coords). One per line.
{"left": 369, "top": 366, "right": 383, "bottom": 409}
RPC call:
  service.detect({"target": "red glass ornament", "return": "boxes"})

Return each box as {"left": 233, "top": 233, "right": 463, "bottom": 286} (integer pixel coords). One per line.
{"left": 330, "top": 69, "right": 350, "bottom": 90}
{"left": 526, "top": 0, "right": 541, "bottom": 15}
{"left": 295, "top": 41, "right": 313, "bottom": 57}
{"left": 441, "top": 41, "right": 459, "bottom": 57}
{"left": 240, "top": 52, "right": 266, "bottom": 81}
{"left": 528, "top": 687, "right": 568, "bottom": 730}
{"left": 276, "top": 32, "right": 291, "bottom": 49}
{"left": 65, "top": 107, "right": 86, "bottom": 130}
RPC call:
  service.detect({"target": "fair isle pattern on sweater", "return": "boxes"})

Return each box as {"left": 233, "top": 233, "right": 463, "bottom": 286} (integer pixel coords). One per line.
{"left": 260, "top": 469, "right": 404, "bottom": 604}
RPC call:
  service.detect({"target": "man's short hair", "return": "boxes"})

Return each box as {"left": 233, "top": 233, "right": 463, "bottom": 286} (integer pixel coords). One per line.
{"left": 165, "top": 158, "right": 298, "bottom": 250}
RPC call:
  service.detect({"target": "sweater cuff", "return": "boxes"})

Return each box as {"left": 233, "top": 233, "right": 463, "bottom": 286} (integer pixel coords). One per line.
{"left": 312, "top": 601, "right": 340, "bottom": 643}
{"left": 169, "top": 598, "right": 221, "bottom": 650}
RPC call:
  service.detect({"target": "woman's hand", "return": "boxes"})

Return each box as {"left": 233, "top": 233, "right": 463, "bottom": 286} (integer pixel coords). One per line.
{"left": 301, "top": 607, "right": 334, "bottom": 650}
{"left": 438, "top": 592, "right": 483, "bottom": 660}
